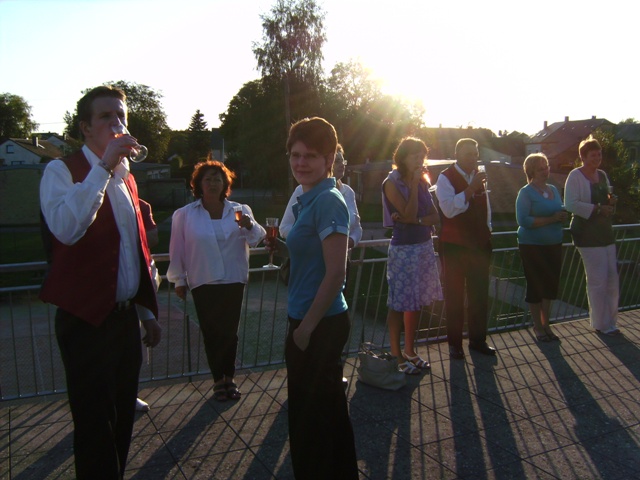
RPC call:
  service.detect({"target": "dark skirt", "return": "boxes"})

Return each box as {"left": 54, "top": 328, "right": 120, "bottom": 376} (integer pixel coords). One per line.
{"left": 519, "top": 243, "right": 563, "bottom": 303}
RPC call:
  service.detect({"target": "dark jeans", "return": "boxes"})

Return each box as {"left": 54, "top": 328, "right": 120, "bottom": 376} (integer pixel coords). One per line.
{"left": 55, "top": 307, "right": 141, "bottom": 479}
{"left": 441, "top": 242, "right": 492, "bottom": 348}
{"left": 191, "top": 283, "right": 244, "bottom": 382}
{"left": 285, "top": 312, "right": 358, "bottom": 480}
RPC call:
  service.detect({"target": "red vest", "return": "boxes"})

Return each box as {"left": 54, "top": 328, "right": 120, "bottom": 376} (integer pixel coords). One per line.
{"left": 40, "top": 150, "right": 158, "bottom": 326}
{"left": 439, "top": 166, "right": 492, "bottom": 250}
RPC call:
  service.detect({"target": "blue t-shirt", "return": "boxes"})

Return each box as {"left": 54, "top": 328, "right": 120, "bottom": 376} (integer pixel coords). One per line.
{"left": 516, "top": 184, "right": 564, "bottom": 245}
{"left": 286, "top": 178, "right": 350, "bottom": 320}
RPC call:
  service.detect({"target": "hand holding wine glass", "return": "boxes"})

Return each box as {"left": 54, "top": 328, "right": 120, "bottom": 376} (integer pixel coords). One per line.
{"left": 263, "top": 217, "right": 279, "bottom": 269}
{"left": 477, "top": 165, "right": 490, "bottom": 193}
{"left": 233, "top": 206, "right": 243, "bottom": 227}
{"left": 111, "top": 124, "right": 148, "bottom": 163}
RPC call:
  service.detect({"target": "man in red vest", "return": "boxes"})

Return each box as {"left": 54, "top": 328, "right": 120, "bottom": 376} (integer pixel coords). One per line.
{"left": 39, "top": 86, "right": 162, "bottom": 479}
{"left": 435, "top": 138, "right": 496, "bottom": 359}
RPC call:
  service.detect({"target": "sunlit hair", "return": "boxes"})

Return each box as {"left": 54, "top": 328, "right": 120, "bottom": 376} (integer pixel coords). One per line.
{"left": 77, "top": 85, "right": 127, "bottom": 140}
{"left": 286, "top": 117, "right": 338, "bottom": 158}
{"left": 523, "top": 153, "right": 549, "bottom": 182}
{"left": 393, "top": 137, "right": 429, "bottom": 178}
{"left": 190, "top": 159, "right": 236, "bottom": 201}
{"left": 455, "top": 138, "right": 479, "bottom": 158}
{"left": 578, "top": 135, "right": 601, "bottom": 160}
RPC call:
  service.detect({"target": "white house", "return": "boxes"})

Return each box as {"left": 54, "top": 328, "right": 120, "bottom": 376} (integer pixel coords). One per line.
{"left": 0, "top": 137, "right": 62, "bottom": 166}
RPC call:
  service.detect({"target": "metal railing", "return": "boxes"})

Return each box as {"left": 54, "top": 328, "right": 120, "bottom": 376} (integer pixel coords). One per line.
{"left": 1, "top": 225, "right": 639, "bottom": 400}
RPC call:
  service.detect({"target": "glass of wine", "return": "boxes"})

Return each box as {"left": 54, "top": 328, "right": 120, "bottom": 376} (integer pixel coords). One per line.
{"left": 111, "top": 124, "right": 148, "bottom": 163}
{"left": 477, "top": 164, "right": 490, "bottom": 193}
{"left": 233, "top": 206, "right": 243, "bottom": 226}
{"left": 608, "top": 186, "right": 617, "bottom": 214}
{"left": 263, "top": 217, "right": 279, "bottom": 269}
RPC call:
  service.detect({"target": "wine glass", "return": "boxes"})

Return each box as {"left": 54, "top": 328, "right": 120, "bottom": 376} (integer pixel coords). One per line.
{"left": 608, "top": 186, "right": 617, "bottom": 214}
{"left": 111, "top": 124, "right": 148, "bottom": 163}
{"left": 477, "top": 164, "right": 490, "bottom": 193}
{"left": 233, "top": 206, "right": 243, "bottom": 226}
{"left": 263, "top": 217, "right": 279, "bottom": 269}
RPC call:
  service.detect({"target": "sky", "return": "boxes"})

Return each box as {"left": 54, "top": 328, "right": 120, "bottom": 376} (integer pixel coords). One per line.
{"left": 1, "top": 0, "right": 638, "bottom": 138}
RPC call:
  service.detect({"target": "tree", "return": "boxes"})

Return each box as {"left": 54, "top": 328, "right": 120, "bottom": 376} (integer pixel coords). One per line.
{"left": 252, "top": 0, "right": 326, "bottom": 88}
{"left": 593, "top": 128, "right": 640, "bottom": 223}
{"left": 619, "top": 118, "right": 638, "bottom": 125}
{"left": 64, "top": 81, "right": 170, "bottom": 162}
{"left": 324, "top": 60, "right": 382, "bottom": 117}
{"left": 186, "top": 109, "right": 211, "bottom": 165}
{"left": 219, "top": 80, "right": 287, "bottom": 189}
{"left": 0, "top": 93, "right": 39, "bottom": 138}
{"left": 320, "top": 59, "right": 425, "bottom": 163}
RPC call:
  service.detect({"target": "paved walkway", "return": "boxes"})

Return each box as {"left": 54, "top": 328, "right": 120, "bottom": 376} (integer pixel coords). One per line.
{"left": 2, "top": 311, "right": 639, "bottom": 479}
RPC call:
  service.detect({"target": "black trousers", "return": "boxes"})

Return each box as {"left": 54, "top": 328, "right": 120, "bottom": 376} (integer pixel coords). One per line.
{"left": 440, "top": 242, "right": 492, "bottom": 348}
{"left": 55, "top": 307, "right": 141, "bottom": 480}
{"left": 285, "top": 312, "right": 358, "bottom": 480}
{"left": 191, "top": 283, "right": 244, "bottom": 382}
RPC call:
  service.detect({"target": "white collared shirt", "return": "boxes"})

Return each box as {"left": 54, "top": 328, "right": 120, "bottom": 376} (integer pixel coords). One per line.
{"left": 167, "top": 199, "right": 266, "bottom": 289}
{"left": 435, "top": 163, "right": 492, "bottom": 231}
{"left": 279, "top": 183, "right": 363, "bottom": 245}
{"left": 40, "top": 145, "right": 144, "bottom": 303}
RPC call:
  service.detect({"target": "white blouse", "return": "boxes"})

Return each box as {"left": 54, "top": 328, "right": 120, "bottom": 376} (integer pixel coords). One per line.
{"left": 167, "top": 199, "right": 266, "bottom": 289}
{"left": 279, "top": 183, "right": 363, "bottom": 245}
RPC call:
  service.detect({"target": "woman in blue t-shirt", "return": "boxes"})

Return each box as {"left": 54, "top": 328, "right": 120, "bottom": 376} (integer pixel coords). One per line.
{"left": 280, "top": 117, "right": 358, "bottom": 480}
{"left": 516, "top": 153, "right": 568, "bottom": 342}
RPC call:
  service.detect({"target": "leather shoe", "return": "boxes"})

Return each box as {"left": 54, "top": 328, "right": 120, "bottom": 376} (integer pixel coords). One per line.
{"left": 449, "top": 345, "right": 465, "bottom": 359}
{"left": 469, "top": 342, "right": 496, "bottom": 356}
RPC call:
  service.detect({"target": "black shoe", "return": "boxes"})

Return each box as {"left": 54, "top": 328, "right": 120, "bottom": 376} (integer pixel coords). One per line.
{"left": 449, "top": 345, "right": 465, "bottom": 359}
{"left": 469, "top": 342, "right": 497, "bottom": 356}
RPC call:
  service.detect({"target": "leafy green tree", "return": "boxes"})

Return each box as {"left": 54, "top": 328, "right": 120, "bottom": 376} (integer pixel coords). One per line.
{"left": 64, "top": 81, "right": 170, "bottom": 162}
{"left": 186, "top": 109, "right": 211, "bottom": 165}
{"left": 219, "top": 80, "right": 286, "bottom": 189}
{"left": 593, "top": 128, "right": 640, "bottom": 223}
{"left": 252, "top": 0, "right": 326, "bottom": 88}
{"left": 321, "top": 59, "right": 425, "bottom": 163}
{"left": 619, "top": 118, "right": 638, "bottom": 124}
{"left": 0, "top": 93, "right": 38, "bottom": 137}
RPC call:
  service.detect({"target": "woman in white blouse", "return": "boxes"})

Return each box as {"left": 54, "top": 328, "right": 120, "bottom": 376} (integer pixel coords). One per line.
{"left": 279, "top": 145, "right": 362, "bottom": 248}
{"left": 167, "top": 160, "right": 265, "bottom": 401}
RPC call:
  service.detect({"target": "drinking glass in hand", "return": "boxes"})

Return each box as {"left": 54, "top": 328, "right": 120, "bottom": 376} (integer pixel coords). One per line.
{"left": 233, "top": 206, "right": 243, "bottom": 225}
{"left": 111, "top": 124, "right": 148, "bottom": 163}
{"left": 477, "top": 164, "right": 490, "bottom": 193}
{"left": 263, "top": 217, "right": 279, "bottom": 269}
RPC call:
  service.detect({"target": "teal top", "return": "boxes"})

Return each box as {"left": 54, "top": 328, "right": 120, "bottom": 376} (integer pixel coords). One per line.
{"left": 516, "top": 183, "right": 564, "bottom": 245}
{"left": 286, "top": 178, "right": 350, "bottom": 320}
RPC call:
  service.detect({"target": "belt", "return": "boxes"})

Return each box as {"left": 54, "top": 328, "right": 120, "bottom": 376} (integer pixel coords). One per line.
{"left": 113, "top": 299, "right": 135, "bottom": 312}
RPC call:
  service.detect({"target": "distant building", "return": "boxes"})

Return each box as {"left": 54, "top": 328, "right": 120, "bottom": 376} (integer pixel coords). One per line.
{"left": 526, "top": 116, "right": 615, "bottom": 172}
{"left": 0, "top": 137, "right": 62, "bottom": 166}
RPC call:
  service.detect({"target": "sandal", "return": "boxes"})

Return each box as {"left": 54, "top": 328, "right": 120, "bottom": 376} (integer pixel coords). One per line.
{"left": 398, "top": 361, "right": 421, "bottom": 375}
{"left": 402, "top": 352, "right": 431, "bottom": 370}
{"left": 226, "top": 381, "right": 241, "bottom": 400}
{"left": 213, "top": 383, "right": 228, "bottom": 402}
{"left": 535, "top": 333, "right": 552, "bottom": 342}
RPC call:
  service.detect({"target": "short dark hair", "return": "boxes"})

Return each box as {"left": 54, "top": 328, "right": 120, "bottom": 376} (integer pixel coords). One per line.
{"left": 393, "top": 137, "right": 429, "bottom": 177}
{"left": 77, "top": 86, "right": 126, "bottom": 135}
{"left": 579, "top": 135, "right": 601, "bottom": 160}
{"left": 455, "top": 138, "right": 478, "bottom": 158}
{"left": 286, "top": 117, "right": 338, "bottom": 158}
{"left": 190, "top": 160, "right": 236, "bottom": 200}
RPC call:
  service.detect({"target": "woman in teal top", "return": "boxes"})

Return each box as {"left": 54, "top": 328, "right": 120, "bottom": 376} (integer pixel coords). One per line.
{"left": 516, "top": 153, "right": 568, "bottom": 342}
{"left": 281, "top": 117, "right": 358, "bottom": 480}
